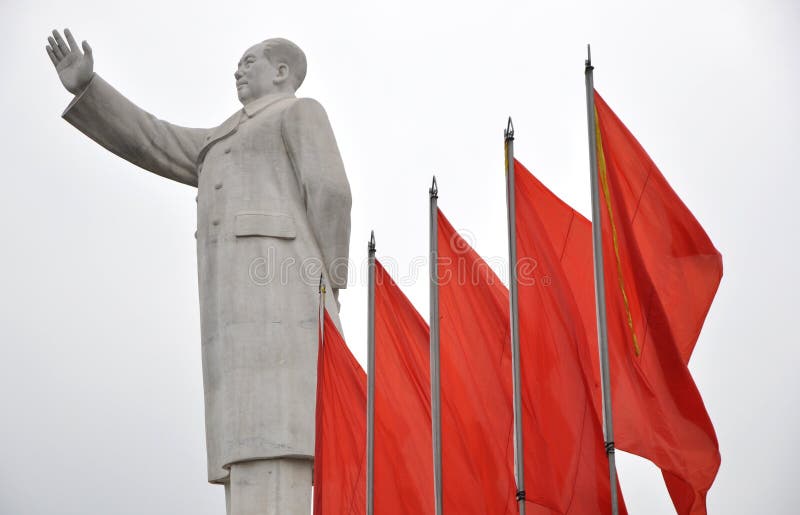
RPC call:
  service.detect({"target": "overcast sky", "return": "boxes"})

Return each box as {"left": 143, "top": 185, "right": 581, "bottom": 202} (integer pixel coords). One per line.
{"left": 1, "top": 0, "right": 798, "bottom": 513}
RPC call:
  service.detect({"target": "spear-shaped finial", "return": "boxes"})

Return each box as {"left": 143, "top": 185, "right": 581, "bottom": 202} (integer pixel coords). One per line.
{"left": 585, "top": 44, "right": 593, "bottom": 68}
{"left": 505, "top": 116, "right": 515, "bottom": 140}
{"left": 430, "top": 175, "right": 438, "bottom": 198}
{"left": 368, "top": 230, "right": 376, "bottom": 253}
{"left": 318, "top": 273, "right": 326, "bottom": 294}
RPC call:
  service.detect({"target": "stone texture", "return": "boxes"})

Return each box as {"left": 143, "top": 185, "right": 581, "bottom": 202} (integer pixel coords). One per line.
{"left": 48, "top": 31, "right": 350, "bottom": 513}
{"left": 225, "top": 459, "right": 313, "bottom": 515}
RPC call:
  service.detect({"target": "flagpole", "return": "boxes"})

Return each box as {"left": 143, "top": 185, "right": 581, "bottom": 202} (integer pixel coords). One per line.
{"left": 504, "top": 118, "right": 527, "bottom": 515}
{"left": 429, "top": 176, "right": 443, "bottom": 515}
{"left": 366, "top": 231, "right": 376, "bottom": 515}
{"left": 319, "top": 274, "right": 326, "bottom": 343}
{"left": 584, "top": 44, "right": 619, "bottom": 515}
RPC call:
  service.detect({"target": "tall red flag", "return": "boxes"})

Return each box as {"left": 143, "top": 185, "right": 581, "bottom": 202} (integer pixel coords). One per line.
{"left": 316, "top": 257, "right": 504, "bottom": 515}
{"left": 590, "top": 91, "right": 722, "bottom": 514}
{"left": 378, "top": 257, "right": 534, "bottom": 514}
{"left": 438, "top": 209, "right": 624, "bottom": 514}
{"left": 313, "top": 310, "right": 366, "bottom": 515}
{"left": 373, "top": 260, "right": 435, "bottom": 514}
{"left": 513, "top": 161, "right": 626, "bottom": 514}
{"left": 593, "top": 91, "right": 723, "bottom": 363}
{"left": 436, "top": 209, "right": 517, "bottom": 514}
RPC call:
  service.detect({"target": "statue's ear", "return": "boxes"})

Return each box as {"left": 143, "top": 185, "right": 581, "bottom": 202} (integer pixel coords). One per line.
{"left": 274, "top": 63, "right": 290, "bottom": 85}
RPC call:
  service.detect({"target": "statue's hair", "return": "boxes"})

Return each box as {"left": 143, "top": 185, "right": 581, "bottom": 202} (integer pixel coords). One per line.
{"left": 261, "top": 38, "right": 307, "bottom": 91}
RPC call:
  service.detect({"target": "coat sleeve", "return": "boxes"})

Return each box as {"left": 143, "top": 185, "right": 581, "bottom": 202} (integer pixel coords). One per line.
{"left": 282, "top": 98, "right": 352, "bottom": 290}
{"left": 62, "top": 74, "right": 210, "bottom": 187}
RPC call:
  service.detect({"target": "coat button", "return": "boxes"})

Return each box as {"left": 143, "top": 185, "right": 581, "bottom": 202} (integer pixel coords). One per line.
{"left": 224, "top": 148, "right": 231, "bottom": 154}
{"left": 195, "top": 195, "right": 199, "bottom": 203}
{"left": 215, "top": 182, "right": 223, "bottom": 190}
{"left": 212, "top": 219, "right": 220, "bottom": 226}
{"left": 194, "top": 230, "right": 198, "bottom": 239}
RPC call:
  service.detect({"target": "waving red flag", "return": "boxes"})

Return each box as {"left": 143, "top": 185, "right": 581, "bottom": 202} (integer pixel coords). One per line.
{"left": 520, "top": 91, "right": 721, "bottom": 513}
{"left": 378, "top": 256, "right": 530, "bottom": 515}
{"left": 436, "top": 209, "right": 518, "bottom": 514}
{"left": 590, "top": 91, "right": 722, "bottom": 514}
{"left": 439, "top": 209, "right": 623, "bottom": 514}
{"left": 313, "top": 310, "right": 366, "bottom": 515}
{"left": 373, "top": 261, "right": 435, "bottom": 514}
{"left": 513, "top": 161, "right": 626, "bottom": 514}
{"left": 594, "top": 92, "right": 723, "bottom": 363}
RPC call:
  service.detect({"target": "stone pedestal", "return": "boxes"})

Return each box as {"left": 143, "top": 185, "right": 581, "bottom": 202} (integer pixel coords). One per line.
{"left": 225, "top": 459, "right": 313, "bottom": 515}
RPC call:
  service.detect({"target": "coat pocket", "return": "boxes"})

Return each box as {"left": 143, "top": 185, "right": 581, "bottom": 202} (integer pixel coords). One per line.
{"left": 234, "top": 211, "right": 296, "bottom": 239}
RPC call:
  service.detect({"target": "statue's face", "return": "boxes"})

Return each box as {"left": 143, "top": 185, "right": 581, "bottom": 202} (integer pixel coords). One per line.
{"left": 234, "top": 43, "right": 281, "bottom": 105}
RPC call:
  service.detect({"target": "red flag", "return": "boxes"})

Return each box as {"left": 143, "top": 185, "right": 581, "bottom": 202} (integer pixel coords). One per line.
{"left": 590, "top": 91, "right": 722, "bottom": 513}
{"left": 513, "top": 161, "right": 626, "bottom": 514}
{"left": 313, "top": 310, "right": 366, "bottom": 515}
{"left": 439, "top": 209, "right": 624, "bottom": 514}
{"left": 436, "top": 209, "right": 518, "bottom": 514}
{"left": 373, "top": 260, "right": 435, "bottom": 514}
{"left": 594, "top": 91, "right": 723, "bottom": 363}
{"left": 520, "top": 92, "right": 721, "bottom": 513}
{"left": 316, "top": 256, "right": 502, "bottom": 515}
{"left": 376, "top": 258, "right": 511, "bottom": 514}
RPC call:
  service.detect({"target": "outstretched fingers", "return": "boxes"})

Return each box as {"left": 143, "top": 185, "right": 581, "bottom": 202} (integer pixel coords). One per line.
{"left": 46, "top": 45, "right": 59, "bottom": 66}
{"left": 48, "top": 36, "right": 64, "bottom": 59}
{"left": 64, "top": 28, "right": 79, "bottom": 53}
{"left": 52, "top": 30, "right": 70, "bottom": 56}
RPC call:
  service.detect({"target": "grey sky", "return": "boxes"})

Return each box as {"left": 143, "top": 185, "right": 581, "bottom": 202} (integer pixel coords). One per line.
{"left": 1, "top": 0, "right": 797, "bottom": 513}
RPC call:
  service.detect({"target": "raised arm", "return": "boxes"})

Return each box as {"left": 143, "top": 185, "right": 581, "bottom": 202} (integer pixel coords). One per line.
{"left": 47, "top": 29, "right": 209, "bottom": 187}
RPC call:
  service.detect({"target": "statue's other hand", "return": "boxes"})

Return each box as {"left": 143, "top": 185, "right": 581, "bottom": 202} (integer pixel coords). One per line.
{"left": 46, "top": 28, "right": 93, "bottom": 95}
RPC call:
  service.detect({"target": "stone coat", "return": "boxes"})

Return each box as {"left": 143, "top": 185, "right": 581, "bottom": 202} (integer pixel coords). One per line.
{"left": 63, "top": 75, "right": 351, "bottom": 483}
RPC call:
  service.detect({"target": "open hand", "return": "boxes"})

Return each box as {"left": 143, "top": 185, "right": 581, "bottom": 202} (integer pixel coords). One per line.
{"left": 46, "top": 29, "right": 93, "bottom": 95}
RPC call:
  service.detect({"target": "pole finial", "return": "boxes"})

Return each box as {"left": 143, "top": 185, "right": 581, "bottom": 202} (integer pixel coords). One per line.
{"left": 585, "top": 44, "right": 593, "bottom": 69}
{"left": 319, "top": 274, "right": 326, "bottom": 294}
{"left": 368, "top": 230, "right": 376, "bottom": 253}
{"left": 430, "top": 175, "right": 438, "bottom": 198}
{"left": 504, "top": 117, "right": 515, "bottom": 140}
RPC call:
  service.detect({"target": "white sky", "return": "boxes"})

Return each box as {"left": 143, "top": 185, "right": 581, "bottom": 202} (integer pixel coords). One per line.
{"left": 1, "top": 0, "right": 798, "bottom": 513}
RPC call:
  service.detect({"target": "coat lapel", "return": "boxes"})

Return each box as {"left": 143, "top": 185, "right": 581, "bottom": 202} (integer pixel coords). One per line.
{"left": 197, "top": 110, "right": 243, "bottom": 167}
{"left": 196, "top": 94, "right": 296, "bottom": 171}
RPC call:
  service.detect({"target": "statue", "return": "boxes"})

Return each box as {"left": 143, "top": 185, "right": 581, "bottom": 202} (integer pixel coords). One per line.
{"left": 46, "top": 28, "right": 351, "bottom": 515}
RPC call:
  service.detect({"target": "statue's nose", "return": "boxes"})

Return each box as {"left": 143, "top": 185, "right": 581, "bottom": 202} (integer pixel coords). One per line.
{"left": 234, "top": 69, "right": 243, "bottom": 80}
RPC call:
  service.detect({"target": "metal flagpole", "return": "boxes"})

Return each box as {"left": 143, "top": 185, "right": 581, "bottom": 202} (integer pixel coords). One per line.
{"left": 584, "top": 44, "right": 619, "bottom": 515}
{"left": 504, "top": 118, "right": 527, "bottom": 515}
{"left": 366, "top": 231, "right": 376, "bottom": 515}
{"left": 429, "top": 176, "right": 443, "bottom": 515}
{"left": 319, "top": 274, "right": 326, "bottom": 343}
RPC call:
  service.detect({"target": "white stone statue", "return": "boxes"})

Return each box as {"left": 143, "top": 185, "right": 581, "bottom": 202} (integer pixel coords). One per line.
{"left": 46, "top": 28, "right": 351, "bottom": 515}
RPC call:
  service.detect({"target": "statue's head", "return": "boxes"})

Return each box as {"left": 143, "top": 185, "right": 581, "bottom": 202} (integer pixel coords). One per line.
{"left": 235, "top": 38, "right": 307, "bottom": 105}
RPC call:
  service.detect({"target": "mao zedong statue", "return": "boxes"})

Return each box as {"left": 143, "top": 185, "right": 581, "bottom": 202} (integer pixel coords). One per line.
{"left": 46, "top": 28, "right": 351, "bottom": 515}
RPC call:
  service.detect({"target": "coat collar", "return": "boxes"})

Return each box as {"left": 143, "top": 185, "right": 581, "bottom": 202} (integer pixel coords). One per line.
{"left": 196, "top": 93, "right": 296, "bottom": 170}
{"left": 243, "top": 92, "right": 296, "bottom": 118}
